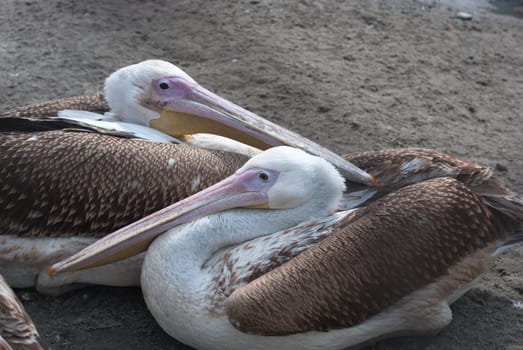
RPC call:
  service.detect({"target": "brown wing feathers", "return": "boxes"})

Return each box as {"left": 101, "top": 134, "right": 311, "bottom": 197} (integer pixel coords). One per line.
{"left": 0, "top": 94, "right": 114, "bottom": 134}
{"left": 0, "top": 131, "right": 248, "bottom": 237}
{"left": 344, "top": 148, "right": 491, "bottom": 197}
{"left": 0, "top": 94, "right": 108, "bottom": 120}
{"left": 226, "top": 177, "right": 509, "bottom": 335}
{"left": 345, "top": 148, "right": 523, "bottom": 233}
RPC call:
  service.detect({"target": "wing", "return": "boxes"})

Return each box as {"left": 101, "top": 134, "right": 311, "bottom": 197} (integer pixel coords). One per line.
{"left": 340, "top": 148, "right": 490, "bottom": 209}
{"left": 0, "top": 94, "right": 108, "bottom": 120}
{"left": 226, "top": 177, "right": 510, "bottom": 335}
{"left": 345, "top": 148, "right": 491, "bottom": 189}
{"left": 0, "top": 274, "right": 42, "bottom": 350}
{"left": 55, "top": 110, "right": 182, "bottom": 143}
{"left": 350, "top": 147, "right": 481, "bottom": 179}
{"left": 0, "top": 94, "right": 145, "bottom": 139}
{"left": 204, "top": 211, "right": 352, "bottom": 308}
{"left": 342, "top": 148, "right": 523, "bottom": 224}
{"left": 0, "top": 93, "right": 132, "bottom": 138}
{"left": 0, "top": 131, "right": 248, "bottom": 238}
{"left": 0, "top": 93, "right": 168, "bottom": 141}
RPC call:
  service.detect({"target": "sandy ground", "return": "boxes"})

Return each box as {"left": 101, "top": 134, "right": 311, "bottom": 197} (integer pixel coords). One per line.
{"left": 1, "top": 0, "right": 522, "bottom": 349}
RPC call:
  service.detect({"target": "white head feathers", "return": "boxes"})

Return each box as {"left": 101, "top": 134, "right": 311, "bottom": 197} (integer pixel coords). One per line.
{"left": 104, "top": 60, "right": 195, "bottom": 125}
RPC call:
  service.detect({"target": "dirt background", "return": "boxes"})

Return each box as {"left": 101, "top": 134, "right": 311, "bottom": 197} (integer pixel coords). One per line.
{"left": 1, "top": 0, "right": 522, "bottom": 349}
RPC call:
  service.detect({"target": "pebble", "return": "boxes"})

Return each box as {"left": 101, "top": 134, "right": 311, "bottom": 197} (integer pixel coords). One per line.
{"left": 456, "top": 12, "right": 473, "bottom": 20}
{"left": 19, "top": 291, "right": 33, "bottom": 301}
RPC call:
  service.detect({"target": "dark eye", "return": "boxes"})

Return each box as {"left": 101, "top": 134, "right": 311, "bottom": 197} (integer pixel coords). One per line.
{"left": 258, "top": 172, "right": 269, "bottom": 181}
{"left": 159, "top": 82, "right": 170, "bottom": 90}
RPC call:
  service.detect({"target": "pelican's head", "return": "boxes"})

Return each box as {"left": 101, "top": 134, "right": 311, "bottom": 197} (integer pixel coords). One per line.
{"left": 238, "top": 147, "right": 345, "bottom": 212}
{"left": 104, "top": 60, "right": 196, "bottom": 125}
{"left": 103, "top": 60, "right": 375, "bottom": 187}
{"left": 49, "top": 147, "right": 345, "bottom": 276}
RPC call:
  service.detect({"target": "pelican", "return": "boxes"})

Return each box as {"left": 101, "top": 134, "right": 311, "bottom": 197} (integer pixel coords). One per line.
{"left": 0, "top": 274, "right": 42, "bottom": 350}
{"left": 1, "top": 60, "right": 374, "bottom": 295}
{"left": 51, "top": 147, "right": 523, "bottom": 350}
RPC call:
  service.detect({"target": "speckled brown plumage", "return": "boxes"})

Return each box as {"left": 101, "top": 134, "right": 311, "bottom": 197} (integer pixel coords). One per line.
{"left": 343, "top": 148, "right": 523, "bottom": 224}
{"left": 205, "top": 213, "right": 345, "bottom": 315}
{"left": 0, "top": 94, "right": 108, "bottom": 120}
{"left": 0, "top": 275, "right": 42, "bottom": 350}
{"left": 0, "top": 131, "right": 248, "bottom": 237}
{"left": 0, "top": 94, "right": 114, "bottom": 134}
{"left": 226, "top": 177, "right": 518, "bottom": 335}
{"left": 344, "top": 148, "right": 490, "bottom": 191}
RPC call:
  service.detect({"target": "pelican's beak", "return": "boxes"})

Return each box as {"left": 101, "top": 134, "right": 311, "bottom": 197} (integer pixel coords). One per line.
{"left": 48, "top": 168, "right": 272, "bottom": 276}
{"left": 149, "top": 77, "right": 376, "bottom": 187}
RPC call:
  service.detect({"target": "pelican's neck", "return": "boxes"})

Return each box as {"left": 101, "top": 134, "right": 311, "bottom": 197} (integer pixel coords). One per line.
{"left": 148, "top": 202, "right": 332, "bottom": 282}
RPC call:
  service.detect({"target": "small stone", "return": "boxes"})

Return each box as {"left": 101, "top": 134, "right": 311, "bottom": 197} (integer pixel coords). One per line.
{"left": 19, "top": 291, "right": 33, "bottom": 301}
{"left": 456, "top": 12, "right": 472, "bottom": 20}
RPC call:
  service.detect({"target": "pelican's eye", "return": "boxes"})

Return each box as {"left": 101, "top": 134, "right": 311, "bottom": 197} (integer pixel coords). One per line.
{"left": 258, "top": 172, "right": 269, "bottom": 182}
{"left": 159, "top": 82, "right": 170, "bottom": 90}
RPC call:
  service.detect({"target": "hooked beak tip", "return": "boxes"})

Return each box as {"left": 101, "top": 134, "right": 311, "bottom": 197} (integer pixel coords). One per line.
{"left": 47, "top": 265, "right": 56, "bottom": 278}
{"left": 370, "top": 175, "right": 378, "bottom": 188}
